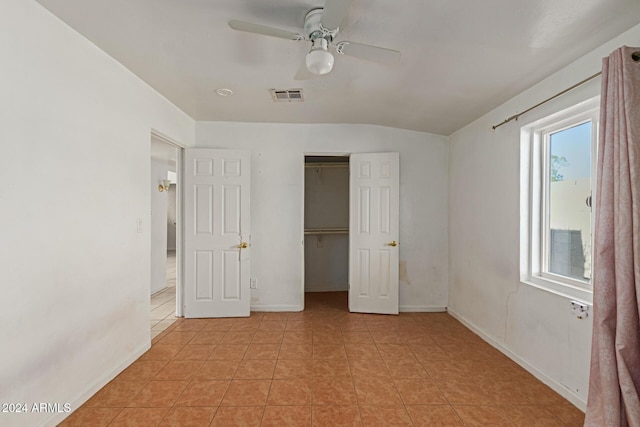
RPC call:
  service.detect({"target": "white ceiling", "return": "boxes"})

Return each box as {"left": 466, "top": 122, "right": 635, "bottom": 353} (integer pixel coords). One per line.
{"left": 37, "top": 0, "right": 640, "bottom": 135}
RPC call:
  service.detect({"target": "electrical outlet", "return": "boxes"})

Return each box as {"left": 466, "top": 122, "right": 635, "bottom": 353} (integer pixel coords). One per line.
{"left": 250, "top": 278, "right": 257, "bottom": 289}
{"left": 136, "top": 218, "right": 143, "bottom": 233}
{"left": 570, "top": 301, "right": 589, "bottom": 319}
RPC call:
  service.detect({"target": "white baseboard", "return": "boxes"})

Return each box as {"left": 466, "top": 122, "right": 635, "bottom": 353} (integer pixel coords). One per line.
{"left": 447, "top": 307, "right": 586, "bottom": 411}
{"left": 399, "top": 305, "right": 447, "bottom": 313}
{"left": 250, "top": 304, "right": 446, "bottom": 313}
{"left": 43, "top": 340, "right": 151, "bottom": 427}
{"left": 251, "top": 304, "right": 303, "bottom": 312}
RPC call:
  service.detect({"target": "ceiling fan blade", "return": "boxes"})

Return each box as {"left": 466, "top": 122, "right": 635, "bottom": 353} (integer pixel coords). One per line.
{"left": 294, "top": 60, "right": 313, "bottom": 80}
{"left": 336, "top": 41, "right": 401, "bottom": 64}
{"left": 228, "top": 20, "right": 302, "bottom": 41}
{"left": 320, "top": 0, "right": 354, "bottom": 30}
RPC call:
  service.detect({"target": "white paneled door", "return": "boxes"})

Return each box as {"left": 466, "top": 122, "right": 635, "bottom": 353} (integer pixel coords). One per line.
{"left": 349, "top": 152, "right": 400, "bottom": 314}
{"left": 183, "top": 149, "right": 250, "bottom": 318}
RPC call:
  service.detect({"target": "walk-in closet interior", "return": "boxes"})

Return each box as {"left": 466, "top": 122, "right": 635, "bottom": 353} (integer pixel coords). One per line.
{"left": 304, "top": 156, "right": 350, "bottom": 293}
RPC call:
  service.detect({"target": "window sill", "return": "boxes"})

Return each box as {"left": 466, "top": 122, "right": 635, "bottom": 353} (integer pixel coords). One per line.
{"left": 521, "top": 276, "right": 592, "bottom": 305}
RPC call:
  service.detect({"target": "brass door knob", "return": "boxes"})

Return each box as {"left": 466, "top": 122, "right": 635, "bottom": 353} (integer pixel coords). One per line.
{"left": 388, "top": 241, "right": 398, "bottom": 247}
{"left": 237, "top": 242, "right": 248, "bottom": 249}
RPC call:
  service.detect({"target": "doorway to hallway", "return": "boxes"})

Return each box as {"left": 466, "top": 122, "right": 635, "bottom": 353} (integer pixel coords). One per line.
{"left": 150, "top": 133, "right": 182, "bottom": 336}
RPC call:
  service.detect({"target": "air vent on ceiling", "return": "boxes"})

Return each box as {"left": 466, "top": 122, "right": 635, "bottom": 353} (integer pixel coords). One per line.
{"left": 270, "top": 88, "right": 304, "bottom": 102}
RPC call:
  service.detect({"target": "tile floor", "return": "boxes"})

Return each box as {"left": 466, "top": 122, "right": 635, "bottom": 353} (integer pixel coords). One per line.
{"left": 151, "top": 251, "right": 177, "bottom": 340}
{"left": 61, "top": 292, "right": 585, "bottom": 426}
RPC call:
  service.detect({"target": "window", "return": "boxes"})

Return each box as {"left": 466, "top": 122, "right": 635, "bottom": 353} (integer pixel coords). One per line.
{"left": 521, "top": 98, "right": 599, "bottom": 302}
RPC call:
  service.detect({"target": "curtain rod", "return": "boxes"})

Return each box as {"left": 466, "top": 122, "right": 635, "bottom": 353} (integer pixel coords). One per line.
{"left": 492, "top": 50, "right": 640, "bottom": 130}
{"left": 491, "top": 72, "right": 601, "bottom": 130}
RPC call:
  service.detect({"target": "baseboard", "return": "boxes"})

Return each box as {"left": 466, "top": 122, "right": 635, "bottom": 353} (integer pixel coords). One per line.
{"left": 43, "top": 340, "right": 151, "bottom": 427}
{"left": 250, "top": 304, "right": 446, "bottom": 313}
{"left": 151, "top": 288, "right": 169, "bottom": 297}
{"left": 251, "top": 304, "right": 303, "bottom": 312}
{"left": 447, "top": 307, "right": 587, "bottom": 411}
{"left": 399, "top": 305, "right": 447, "bottom": 313}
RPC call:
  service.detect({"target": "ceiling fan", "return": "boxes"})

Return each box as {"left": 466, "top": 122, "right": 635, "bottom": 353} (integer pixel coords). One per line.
{"left": 228, "top": 0, "right": 401, "bottom": 79}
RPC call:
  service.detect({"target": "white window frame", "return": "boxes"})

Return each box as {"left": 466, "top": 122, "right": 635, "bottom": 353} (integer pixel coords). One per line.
{"left": 520, "top": 97, "right": 599, "bottom": 303}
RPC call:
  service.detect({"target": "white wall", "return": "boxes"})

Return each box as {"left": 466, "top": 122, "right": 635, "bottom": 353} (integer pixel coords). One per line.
{"left": 304, "top": 234, "right": 349, "bottom": 292}
{"left": 150, "top": 159, "right": 169, "bottom": 295}
{"left": 195, "top": 122, "right": 449, "bottom": 312}
{"left": 447, "top": 23, "right": 640, "bottom": 410}
{"left": 0, "top": 1, "right": 194, "bottom": 426}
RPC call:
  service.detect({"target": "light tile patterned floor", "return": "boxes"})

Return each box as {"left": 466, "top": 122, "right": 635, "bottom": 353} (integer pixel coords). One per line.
{"left": 61, "top": 292, "right": 585, "bottom": 426}
{"left": 151, "top": 251, "right": 177, "bottom": 339}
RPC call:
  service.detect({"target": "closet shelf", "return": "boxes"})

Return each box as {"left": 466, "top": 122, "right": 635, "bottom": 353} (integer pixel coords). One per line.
{"left": 304, "top": 227, "right": 349, "bottom": 235}
{"left": 304, "top": 163, "right": 349, "bottom": 168}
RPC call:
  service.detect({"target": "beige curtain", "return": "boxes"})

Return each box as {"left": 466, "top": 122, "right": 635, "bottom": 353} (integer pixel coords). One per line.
{"left": 585, "top": 46, "right": 640, "bottom": 426}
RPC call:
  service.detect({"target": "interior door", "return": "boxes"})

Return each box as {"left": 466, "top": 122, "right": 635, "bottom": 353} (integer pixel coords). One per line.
{"left": 349, "top": 152, "right": 400, "bottom": 314}
{"left": 183, "top": 148, "right": 250, "bottom": 318}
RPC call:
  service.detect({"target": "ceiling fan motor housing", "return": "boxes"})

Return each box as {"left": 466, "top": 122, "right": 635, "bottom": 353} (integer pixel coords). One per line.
{"left": 304, "top": 8, "right": 334, "bottom": 41}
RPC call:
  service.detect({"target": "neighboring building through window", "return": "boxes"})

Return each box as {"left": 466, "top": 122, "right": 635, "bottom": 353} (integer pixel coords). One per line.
{"left": 521, "top": 97, "right": 598, "bottom": 302}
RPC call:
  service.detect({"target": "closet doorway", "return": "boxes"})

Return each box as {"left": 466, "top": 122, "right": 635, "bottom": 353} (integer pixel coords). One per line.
{"left": 302, "top": 152, "right": 401, "bottom": 315}
{"left": 304, "top": 156, "right": 350, "bottom": 311}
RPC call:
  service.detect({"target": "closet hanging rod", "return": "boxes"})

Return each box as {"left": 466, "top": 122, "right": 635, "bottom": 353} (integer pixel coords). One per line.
{"left": 305, "top": 162, "right": 349, "bottom": 168}
{"left": 304, "top": 227, "right": 349, "bottom": 235}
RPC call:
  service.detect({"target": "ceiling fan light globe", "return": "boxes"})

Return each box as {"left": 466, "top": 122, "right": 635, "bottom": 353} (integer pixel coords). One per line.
{"left": 305, "top": 49, "right": 334, "bottom": 75}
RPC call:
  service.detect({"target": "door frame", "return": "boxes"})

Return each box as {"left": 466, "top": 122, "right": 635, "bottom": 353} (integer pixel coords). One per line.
{"left": 151, "top": 129, "right": 185, "bottom": 317}
{"left": 300, "top": 151, "right": 351, "bottom": 311}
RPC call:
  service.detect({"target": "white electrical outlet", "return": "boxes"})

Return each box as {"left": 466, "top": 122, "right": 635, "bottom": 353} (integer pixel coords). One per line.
{"left": 250, "top": 278, "right": 257, "bottom": 289}
{"left": 136, "top": 218, "right": 143, "bottom": 233}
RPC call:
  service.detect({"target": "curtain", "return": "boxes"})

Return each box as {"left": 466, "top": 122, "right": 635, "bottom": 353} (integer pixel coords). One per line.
{"left": 585, "top": 46, "right": 640, "bottom": 426}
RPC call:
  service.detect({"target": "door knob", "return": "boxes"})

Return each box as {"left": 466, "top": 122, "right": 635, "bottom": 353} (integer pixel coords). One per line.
{"left": 237, "top": 242, "right": 248, "bottom": 249}
{"left": 388, "top": 241, "right": 398, "bottom": 247}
